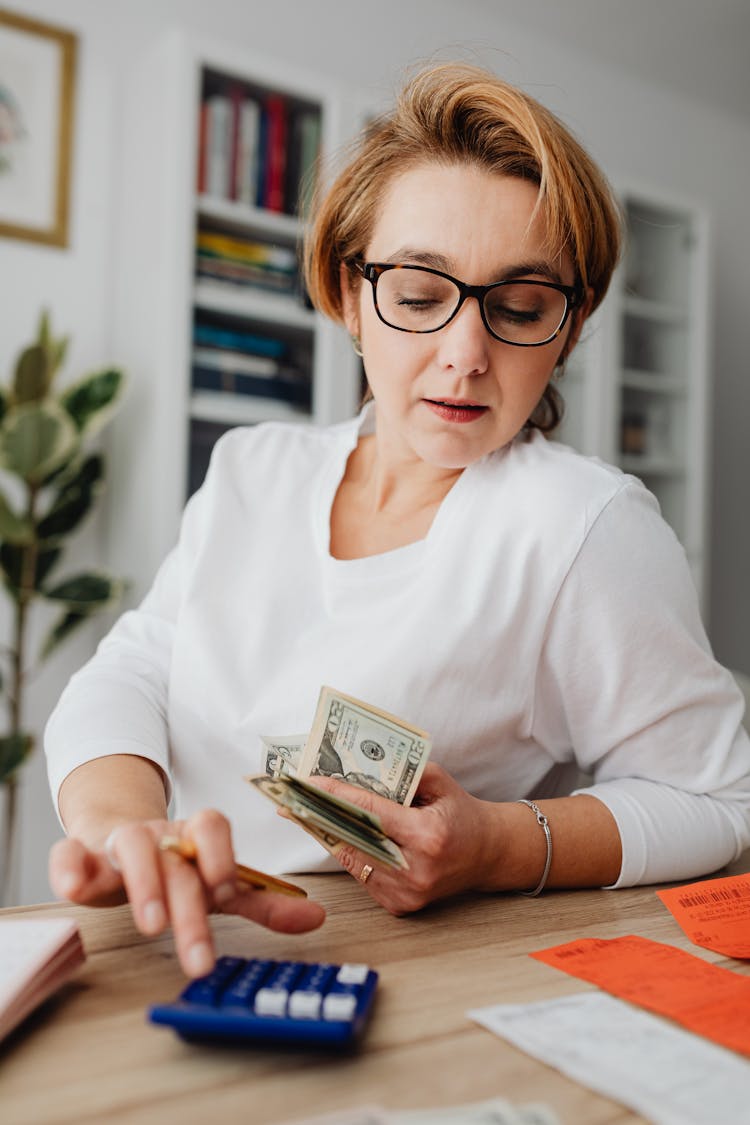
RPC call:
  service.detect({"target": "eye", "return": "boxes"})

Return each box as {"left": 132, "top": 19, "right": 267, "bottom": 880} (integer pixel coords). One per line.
{"left": 485, "top": 283, "right": 557, "bottom": 325}
{"left": 380, "top": 269, "right": 456, "bottom": 319}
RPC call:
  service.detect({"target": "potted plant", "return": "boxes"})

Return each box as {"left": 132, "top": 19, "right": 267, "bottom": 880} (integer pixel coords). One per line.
{"left": 0, "top": 312, "right": 126, "bottom": 905}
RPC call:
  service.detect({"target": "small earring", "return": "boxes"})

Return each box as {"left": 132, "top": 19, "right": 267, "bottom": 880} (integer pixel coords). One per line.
{"left": 351, "top": 335, "right": 364, "bottom": 358}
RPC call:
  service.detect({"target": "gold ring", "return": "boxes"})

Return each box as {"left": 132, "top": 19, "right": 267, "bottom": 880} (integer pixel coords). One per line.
{"left": 359, "top": 864, "right": 374, "bottom": 884}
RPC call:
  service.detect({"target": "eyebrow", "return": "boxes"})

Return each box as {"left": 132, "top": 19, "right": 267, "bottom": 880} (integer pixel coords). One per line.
{"left": 382, "top": 248, "right": 567, "bottom": 286}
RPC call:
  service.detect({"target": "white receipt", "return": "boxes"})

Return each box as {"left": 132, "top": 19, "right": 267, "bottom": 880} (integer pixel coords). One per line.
{"left": 468, "top": 992, "right": 750, "bottom": 1125}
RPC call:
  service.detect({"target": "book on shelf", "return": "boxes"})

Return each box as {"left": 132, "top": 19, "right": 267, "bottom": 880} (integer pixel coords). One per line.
{"left": 0, "top": 917, "right": 86, "bottom": 1042}
{"left": 196, "top": 255, "right": 298, "bottom": 294}
{"left": 197, "top": 76, "right": 321, "bottom": 215}
{"left": 197, "top": 229, "right": 297, "bottom": 270}
{"left": 235, "top": 96, "right": 261, "bottom": 205}
{"left": 191, "top": 390, "right": 309, "bottom": 424}
{"left": 193, "top": 322, "right": 289, "bottom": 359}
{"left": 204, "top": 94, "right": 233, "bottom": 199}
{"left": 192, "top": 345, "right": 287, "bottom": 378}
{"left": 195, "top": 228, "right": 299, "bottom": 296}
{"left": 192, "top": 364, "right": 311, "bottom": 407}
{"left": 290, "top": 109, "right": 321, "bottom": 216}
{"left": 262, "top": 93, "right": 288, "bottom": 212}
{"left": 196, "top": 99, "right": 208, "bottom": 193}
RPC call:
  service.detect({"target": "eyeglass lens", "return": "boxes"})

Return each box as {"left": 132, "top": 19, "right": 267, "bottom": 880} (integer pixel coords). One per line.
{"left": 374, "top": 267, "right": 569, "bottom": 345}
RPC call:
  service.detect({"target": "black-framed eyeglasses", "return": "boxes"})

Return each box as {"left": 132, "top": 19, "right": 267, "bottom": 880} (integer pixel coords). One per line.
{"left": 351, "top": 261, "right": 583, "bottom": 347}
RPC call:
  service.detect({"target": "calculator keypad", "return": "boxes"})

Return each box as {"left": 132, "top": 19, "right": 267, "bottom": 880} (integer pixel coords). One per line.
{"left": 148, "top": 956, "right": 379, "bottom": 1047}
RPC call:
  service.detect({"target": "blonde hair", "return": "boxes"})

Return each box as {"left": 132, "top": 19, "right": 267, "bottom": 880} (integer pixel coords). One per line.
{"left": 304, "top": 62, "right": 623, "bottom": 431}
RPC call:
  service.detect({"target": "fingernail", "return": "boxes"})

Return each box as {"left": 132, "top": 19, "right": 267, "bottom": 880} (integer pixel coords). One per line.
{"left": 187, "top": 942, "right": 214, "bottom": 977}
{"left": 213, "top": 881, "right": 236, "bottom": 906}
{"left": 143, "top": 900, "right": 167, "bottom": 933}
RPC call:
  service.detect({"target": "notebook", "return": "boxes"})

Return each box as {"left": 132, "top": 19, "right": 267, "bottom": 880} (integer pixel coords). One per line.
{"left": 0, "top": 916, "right": 86, "bottom": 1041}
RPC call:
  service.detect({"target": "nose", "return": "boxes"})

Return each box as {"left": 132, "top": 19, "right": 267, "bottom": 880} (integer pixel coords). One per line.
{"left": 435, "top": 294, "right": 491, "bottom": 377}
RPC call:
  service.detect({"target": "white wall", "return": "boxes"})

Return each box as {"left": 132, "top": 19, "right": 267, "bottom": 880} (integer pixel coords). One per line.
{"left": 3, "top": 0, "right": 750, "bottom": 903}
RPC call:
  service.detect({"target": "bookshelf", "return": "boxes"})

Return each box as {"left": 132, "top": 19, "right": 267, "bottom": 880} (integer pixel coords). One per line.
{"left": 557, "top": 186, "right": 711, "bottom": 609}
{"left": 109, "top": 34, "right": 365, "bottom": 597}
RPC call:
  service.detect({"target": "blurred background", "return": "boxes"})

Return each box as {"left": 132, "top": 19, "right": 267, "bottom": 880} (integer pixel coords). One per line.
{"left": 1, "top": 0, "right": 749, "bottom": 904}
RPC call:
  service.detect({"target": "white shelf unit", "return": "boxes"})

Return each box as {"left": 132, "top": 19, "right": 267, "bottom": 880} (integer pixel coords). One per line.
{"left": 109, "top": 33, "right": 364, "bottom": 599}
{"left": 556, "top": 185, "right": 711, "bottom": 609}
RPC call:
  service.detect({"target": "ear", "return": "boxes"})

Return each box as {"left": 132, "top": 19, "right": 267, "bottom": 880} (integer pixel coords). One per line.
{"left": 339, "top": 262, "right": 360, "bottom": 338}
{"left": 560, "top": 286, "right": 594, "bottom": 361}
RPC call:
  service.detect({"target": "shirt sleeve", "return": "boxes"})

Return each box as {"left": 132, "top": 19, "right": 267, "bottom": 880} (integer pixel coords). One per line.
{"left": 43, "top": 442, "right": 219, "bottom": 824}
{"left": 530, "top": 479, "right": 750, "bottom": 886}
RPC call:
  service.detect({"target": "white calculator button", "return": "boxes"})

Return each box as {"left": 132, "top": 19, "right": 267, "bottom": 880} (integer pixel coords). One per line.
{"left": 254, "top": 988, "right": 289, "bottom": 1017}
{"left": 322, "top": 993, "right": 358, "bottom": 1022}
{"left": 288, "top": 990, "right": 322, "bottom": 1019}
{"left": 336, "top": 963, "right": 369, "bottom": 985}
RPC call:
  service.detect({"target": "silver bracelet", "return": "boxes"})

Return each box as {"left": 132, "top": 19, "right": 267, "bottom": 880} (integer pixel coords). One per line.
{"left": 517, "top": 799, "right": 552, "bottom": 897}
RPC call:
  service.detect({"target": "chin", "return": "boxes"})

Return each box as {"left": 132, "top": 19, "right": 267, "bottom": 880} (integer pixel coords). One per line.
{"left": 413, "top": 434, "right": 493, "bottom": 470}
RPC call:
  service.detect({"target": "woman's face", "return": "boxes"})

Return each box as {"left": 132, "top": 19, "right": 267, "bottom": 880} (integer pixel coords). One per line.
{"left": 343, "top": 162, "right": 585, "bottom": 470}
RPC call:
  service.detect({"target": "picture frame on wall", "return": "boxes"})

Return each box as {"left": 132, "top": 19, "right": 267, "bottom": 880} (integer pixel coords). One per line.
{"left": 0, "top": 8, "right": 77, "bottom": 247}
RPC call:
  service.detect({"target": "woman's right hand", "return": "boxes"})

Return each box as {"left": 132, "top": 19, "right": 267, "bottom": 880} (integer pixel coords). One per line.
{"left": 48, "top": 809, "right": 326, "bottom": 977}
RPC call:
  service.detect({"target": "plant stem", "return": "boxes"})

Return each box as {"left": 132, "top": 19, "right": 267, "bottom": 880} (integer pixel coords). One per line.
{"left": 12, "top": 484, "right": 39, "bottom": 735}
{"left": 2, "top": 483, "right": 39, "bottom": 905}
{"left": 1, "top": 778, "right": 18, "bottom": 906}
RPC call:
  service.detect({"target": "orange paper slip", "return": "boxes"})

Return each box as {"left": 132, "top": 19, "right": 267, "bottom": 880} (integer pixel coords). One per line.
{"left": 531, "top": 934, "right": 750, "bottom": 1058}
{"left": 657, "top": 873, "right": 750, "bottom": 959}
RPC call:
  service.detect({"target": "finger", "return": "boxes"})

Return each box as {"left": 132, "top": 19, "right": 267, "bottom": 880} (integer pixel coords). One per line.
{"left": 182, "top": 809, "right": 237, "bottom": 907}
{"left": 226, "top": 887, "right": 326, "bottom": 933}
{"left": 109, "top": 824, "right": 169, "bottom": 936}
{"left": 307, "top": 774, "right": 412, "bottom": 840}
{"left": 48, "top": 837, "right": 124, "bottom": 906}
{"left": 161, "top": 851, "right": 216, "bottom": 977}
{"left": 412, "top": 762, "right": 453, "bottom": 803}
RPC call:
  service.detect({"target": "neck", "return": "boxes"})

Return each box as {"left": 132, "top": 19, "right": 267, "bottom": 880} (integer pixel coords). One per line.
{"left": 353, "top": 431, "right": 463, "bottom": 517}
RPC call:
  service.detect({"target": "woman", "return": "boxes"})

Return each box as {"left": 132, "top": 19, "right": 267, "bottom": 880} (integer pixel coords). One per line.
{"left": 46, "top": 63, "right": 750, "bottom": 976}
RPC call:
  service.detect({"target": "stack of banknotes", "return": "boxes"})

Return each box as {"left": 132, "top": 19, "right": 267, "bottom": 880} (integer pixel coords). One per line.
{"left": 246, "top": 686, "right": 432, "bottom": 869}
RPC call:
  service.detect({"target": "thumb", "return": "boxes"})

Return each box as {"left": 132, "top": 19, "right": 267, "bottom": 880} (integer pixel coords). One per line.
{"left": 49, "top": 837, "right": 126, "bottom": 907}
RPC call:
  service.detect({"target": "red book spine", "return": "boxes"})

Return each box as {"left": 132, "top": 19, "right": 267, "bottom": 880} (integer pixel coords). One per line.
{"left": 263, "top": 94, "right": 288, "bottom": 212}
{"left": 196, "top": 100, "right": 208, "bottom": 193}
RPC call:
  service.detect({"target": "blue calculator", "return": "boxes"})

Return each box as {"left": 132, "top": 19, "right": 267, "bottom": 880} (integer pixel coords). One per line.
{"left": 148, "top": 956, "right": 379, "bottom": 1047}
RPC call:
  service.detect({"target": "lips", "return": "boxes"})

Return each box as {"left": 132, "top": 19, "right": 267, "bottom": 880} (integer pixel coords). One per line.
{"left": 424, "top": 398, "right": 488, "bottom": 423}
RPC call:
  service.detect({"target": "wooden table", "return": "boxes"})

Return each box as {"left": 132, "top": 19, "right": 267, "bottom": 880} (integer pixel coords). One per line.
{"left": 2, "top": 865, "right": 749, "bottom": 1125}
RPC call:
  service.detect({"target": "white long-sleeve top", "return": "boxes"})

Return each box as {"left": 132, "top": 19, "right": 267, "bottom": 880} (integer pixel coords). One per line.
{"left": 45, "top": 407, "right": 750, "bottom": 884}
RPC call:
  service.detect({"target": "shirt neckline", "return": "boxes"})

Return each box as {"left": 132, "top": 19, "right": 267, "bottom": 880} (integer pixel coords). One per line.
{"left": 315, "top": 405, "right": 478, "bottom": 577}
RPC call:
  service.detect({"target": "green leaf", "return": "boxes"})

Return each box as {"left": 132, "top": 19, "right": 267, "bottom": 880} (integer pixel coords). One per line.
{"left": 0, "top": 400, "right": 79, "bottom": 483}
{"left": 13, "top": 344, "right": 52, "bottom": 403}
{"left": 0, "top": 732, "right": 34, "bottom": 784}
{"left": 0, "top": 543, "right": 62, "bottom": 597}
{"left": 39, "top": 573, "right": 126, "bottom": 661}
{"left": 60, "top": 369, "right": 125, "bottom": 436}
{"left": 37, "top": 453, "right": 104, "bottom": 542}
{"left": 37, "top": 309, "right": 51, "bottom": 351}
{"left": 42, "top": 571, "right": 124, "bottom": 608}
{"left": 0, "top": 490, "right": 34, "bottom": 544}
{"left": 35, "top": 310, "right": 69, "bottom": 385}
{"left": 0, "top": 385, "right": 8, "bottom": 426}
{"left": 39, "top": 610, "right": 91, "bottom": 661}
{"left": 51, "top": 336, "right": 69, "bottom": 378}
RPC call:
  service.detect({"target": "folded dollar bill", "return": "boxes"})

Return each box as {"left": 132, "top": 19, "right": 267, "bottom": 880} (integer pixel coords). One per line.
{"left": 247, "top": 773, "right": 408, "bottom": 869}
{"left": 253, "top": 687, "right": 432, "bottom": 871}
{"left": 266, "top": 686, "right": 432, "bottom": 801}
{"left": 260, "top": 734, "right": 307, "bottom": 778}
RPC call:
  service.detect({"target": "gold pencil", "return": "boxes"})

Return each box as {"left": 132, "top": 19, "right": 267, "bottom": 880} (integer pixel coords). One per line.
{"left": 158, "top": 836, "right": 307, "bottom": 898}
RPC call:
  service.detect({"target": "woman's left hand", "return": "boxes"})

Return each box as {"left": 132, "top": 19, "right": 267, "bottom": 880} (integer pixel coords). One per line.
{"left": 306, "top": 763, "right": 497, "bottom": 914}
